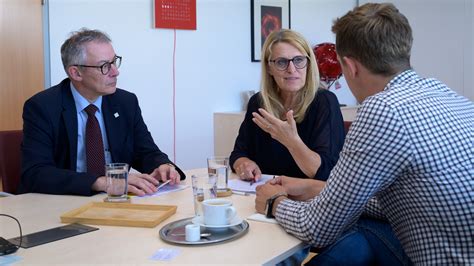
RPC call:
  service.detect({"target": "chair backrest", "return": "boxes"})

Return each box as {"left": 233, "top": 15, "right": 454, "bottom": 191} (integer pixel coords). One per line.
{"left": 0, "top": 130, "right": 23, "bottom": 194}
{"left": 343, "top": 121, "right": 352, "bottom": 134}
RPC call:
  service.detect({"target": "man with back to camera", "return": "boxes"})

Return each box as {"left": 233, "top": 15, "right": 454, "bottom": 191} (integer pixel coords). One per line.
{"left": 19, "top": 28, "right": 185, "bottom": 196}
{"left": 255, "top": 3, "right": 473, "bottom": 265}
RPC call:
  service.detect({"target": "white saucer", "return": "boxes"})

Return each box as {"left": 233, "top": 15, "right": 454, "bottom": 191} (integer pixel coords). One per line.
{"left": 192, "top": 216, "right": 243, "bottom": 228}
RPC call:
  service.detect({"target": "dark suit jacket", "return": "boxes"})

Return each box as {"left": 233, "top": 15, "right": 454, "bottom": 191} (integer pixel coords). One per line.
{"left": 19, "top": 78, "right": 185, "bottom": 195}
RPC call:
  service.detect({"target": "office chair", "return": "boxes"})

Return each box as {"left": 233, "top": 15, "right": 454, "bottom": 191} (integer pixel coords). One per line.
{"left": 343, "top": 121, "right": 352, "bottom": 134}
{"left": 0, "top": 130, "right": 23, "bottom": 195}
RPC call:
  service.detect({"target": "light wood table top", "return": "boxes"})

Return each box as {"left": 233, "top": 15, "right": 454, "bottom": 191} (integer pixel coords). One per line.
{"left": 0, "top": 168, "right": 304, "bottom": 265}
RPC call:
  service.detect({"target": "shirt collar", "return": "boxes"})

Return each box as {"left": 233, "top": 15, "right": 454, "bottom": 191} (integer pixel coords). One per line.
{"left": 70, "top": 82, "right": 103, "bottom": 113}
{"left": 385, "top": 69, "right": 417, "bottom": 91}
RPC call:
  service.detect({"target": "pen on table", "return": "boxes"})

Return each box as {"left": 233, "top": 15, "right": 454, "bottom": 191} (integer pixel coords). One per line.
{"left": 249, "top": 178, "right": 255, "bottom": 186}
{"left": 232, "top": 190, "right": 249, "bottom": 196}
{"left": 157, "top": 180, "right": 171, "bottom": 190}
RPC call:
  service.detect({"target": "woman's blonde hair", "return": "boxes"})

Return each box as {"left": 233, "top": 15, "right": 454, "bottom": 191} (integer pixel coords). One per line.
{"left": 260, "top": 29, "right": 319, "bottom": 123}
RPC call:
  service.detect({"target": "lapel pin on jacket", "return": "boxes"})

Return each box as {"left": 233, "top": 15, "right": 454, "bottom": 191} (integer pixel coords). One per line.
{"left": 114, "top": 112, "right": 119, "bottom": 118}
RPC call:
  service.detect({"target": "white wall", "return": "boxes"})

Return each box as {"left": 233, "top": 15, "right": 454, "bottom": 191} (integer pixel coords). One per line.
{"left": 360, "top": 0, "right": 474, "bottom": 101}
{"left": 47, "top": 0, "right": 356, "bottom": 170}
{"left": 466, "top": 0, "right": 474, "bottom": 101}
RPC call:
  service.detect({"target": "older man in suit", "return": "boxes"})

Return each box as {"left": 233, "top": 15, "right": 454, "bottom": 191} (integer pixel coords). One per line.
{"left": 19, "top": 28, "right": 185, "bottom": 196}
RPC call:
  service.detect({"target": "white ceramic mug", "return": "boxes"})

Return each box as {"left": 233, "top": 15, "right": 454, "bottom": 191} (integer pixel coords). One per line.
{"left": 202, "top": 198, "right": 236, "bottom": 226}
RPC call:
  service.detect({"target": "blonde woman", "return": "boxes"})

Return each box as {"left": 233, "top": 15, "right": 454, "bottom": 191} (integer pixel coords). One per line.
{"left": 230, "top": 29, "right": 344, "bottom": 183}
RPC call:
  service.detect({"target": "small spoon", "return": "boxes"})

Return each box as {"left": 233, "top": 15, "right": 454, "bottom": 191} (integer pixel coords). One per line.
{"left": 171, "top": 232, "right": 212, "bottom": 237}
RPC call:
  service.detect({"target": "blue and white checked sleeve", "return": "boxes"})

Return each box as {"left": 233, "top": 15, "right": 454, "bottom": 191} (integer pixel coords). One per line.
{"left": 275, "top": 97, "right": 412, "bottom": 248}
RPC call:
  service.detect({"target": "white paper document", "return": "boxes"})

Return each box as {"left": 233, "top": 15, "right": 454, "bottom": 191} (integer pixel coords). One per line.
{"left": 138, "top": 184, "right": 189, "bottom": 198}
{"left": 247, "top": 213, "right": 278, "bottom": 224}
{"left": 228, "top": 174, "right": 274, "bottom": 193}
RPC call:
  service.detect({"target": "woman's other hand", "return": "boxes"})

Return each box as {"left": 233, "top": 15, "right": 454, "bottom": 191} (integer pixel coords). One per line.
{"left": 252, "top": 108, "right": 299, "bottom": 147}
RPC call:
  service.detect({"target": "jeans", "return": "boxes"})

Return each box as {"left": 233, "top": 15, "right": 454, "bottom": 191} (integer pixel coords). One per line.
{"left": 306, "top": 217, "right": 412, "bottom": 266}
{"left": 277, "top": 246, "right": 310, "bottom": 266}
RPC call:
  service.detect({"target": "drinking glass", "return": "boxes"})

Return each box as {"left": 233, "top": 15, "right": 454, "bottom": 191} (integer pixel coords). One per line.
{"left": 207, "top": 156, "right": 229, "bottom": 192}
{"left": 191, "top": 174, "right": 217, "bottom": 217}
{"left": 105, "top": 163, "right": 129, "bottom": 202}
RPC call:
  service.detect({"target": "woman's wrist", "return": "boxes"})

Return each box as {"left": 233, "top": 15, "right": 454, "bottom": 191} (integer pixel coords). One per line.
{"left": 285, "top": 135, "right": 305, "bottom": 153}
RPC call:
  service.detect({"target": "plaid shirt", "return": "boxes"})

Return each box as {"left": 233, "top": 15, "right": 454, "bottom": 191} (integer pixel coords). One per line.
{"left": 276, "top": 70, "right": 474, "bottom": 264}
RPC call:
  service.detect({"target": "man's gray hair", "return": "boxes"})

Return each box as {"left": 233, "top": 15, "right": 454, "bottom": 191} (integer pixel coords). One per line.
{"left": 60, "top": 28, "right": 111, "bottom": 73}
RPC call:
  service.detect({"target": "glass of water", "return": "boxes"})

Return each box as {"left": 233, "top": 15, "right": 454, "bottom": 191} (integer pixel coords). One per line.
{"left": 207, "top": 156, "right": 229, "bottom": 192}
{"left": 105, "top": 163, "right": 129, "bottom": 202}
{"left": 191, "top": 174, "right": 217, "bottom": 217}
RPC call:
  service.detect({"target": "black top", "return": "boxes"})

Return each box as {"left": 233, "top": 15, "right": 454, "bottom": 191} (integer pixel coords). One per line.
{"left": 230, "top": 90, "right": 345, "bottom": 181}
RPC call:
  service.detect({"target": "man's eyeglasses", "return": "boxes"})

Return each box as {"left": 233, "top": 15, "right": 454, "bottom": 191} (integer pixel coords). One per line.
{"left": 269, "top": 56, "right": 309, "bottom": 71}
{"left": 74, "top": 55, "right": 122, "bottom": 75}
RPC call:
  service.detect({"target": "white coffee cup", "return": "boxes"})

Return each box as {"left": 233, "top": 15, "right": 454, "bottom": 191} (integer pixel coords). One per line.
{"left": 202, "top": 198, "right": 236, "bottom": 226}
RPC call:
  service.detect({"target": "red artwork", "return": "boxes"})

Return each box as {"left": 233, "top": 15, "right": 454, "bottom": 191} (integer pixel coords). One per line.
{"left": 261, "top": 6, "right": 282, "bottom": 48}
{"left": 154, "top": 0, "right": 196, "bottom": 30}
{"left": 251, "top": 0, "right": 290, "bottom": 62}
{"left": 313, "top": 43, "right": 342, "bottom": 89}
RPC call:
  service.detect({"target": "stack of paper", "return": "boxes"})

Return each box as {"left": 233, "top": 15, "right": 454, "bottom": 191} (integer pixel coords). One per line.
{"left": 228, "top": 174, "right": 274, "bottom": 193}
{"left": 139, "top": 184, "right": 189, "bottom": 198}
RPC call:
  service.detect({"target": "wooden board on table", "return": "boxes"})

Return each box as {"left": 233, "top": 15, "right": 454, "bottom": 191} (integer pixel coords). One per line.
{"left": 60, "top": 202, "right": 177, "bottom": 228}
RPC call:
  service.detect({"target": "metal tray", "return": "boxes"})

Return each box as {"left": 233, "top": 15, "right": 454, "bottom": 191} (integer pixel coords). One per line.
{"left": 159, "top": 217, "right": 249, "bottom": 245}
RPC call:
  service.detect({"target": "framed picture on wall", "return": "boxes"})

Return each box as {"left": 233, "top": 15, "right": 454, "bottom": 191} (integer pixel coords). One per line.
{"left": 251, "top": 0, "right": 291, "bottom": 62}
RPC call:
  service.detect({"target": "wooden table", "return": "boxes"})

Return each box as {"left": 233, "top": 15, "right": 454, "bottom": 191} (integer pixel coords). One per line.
{"left": 0, "top": 168, "right": 304, "bottom": 265}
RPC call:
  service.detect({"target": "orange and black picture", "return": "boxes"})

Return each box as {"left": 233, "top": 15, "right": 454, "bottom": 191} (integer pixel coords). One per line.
{"left": 260, "top": 5, "right": 282, "bottom": 48}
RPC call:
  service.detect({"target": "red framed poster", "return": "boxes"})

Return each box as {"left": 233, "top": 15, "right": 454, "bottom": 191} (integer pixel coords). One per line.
{"left": 154, "top": 0, "right": 197, "bottom": 30}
